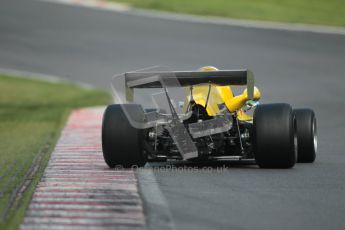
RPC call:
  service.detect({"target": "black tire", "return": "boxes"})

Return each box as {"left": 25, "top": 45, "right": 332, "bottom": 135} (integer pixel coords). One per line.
{"left": 102, "top": 104, "right": 147, "bottom": 168}
{"left": 253, "top": 103, "right": 296, "bottom": 168}
{"left": 294, "top": 109, "right": 317, "bottom": 163}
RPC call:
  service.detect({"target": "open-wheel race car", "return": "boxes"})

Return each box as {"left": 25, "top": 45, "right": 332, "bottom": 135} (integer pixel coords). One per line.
{"left": 102, "top": 66, "right": 317, "bottom": 168}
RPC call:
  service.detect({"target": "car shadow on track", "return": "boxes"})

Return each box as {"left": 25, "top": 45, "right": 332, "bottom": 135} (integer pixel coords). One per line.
{"left": 145, "top": 160, "right": 260, "bottom": 170}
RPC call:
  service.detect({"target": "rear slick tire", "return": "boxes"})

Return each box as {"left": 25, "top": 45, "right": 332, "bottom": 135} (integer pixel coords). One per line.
{"left": 102, "top": 104, "right": 147, "bottom": 168}
{"left": 253, "top": 103, "right": 296, "bottom": 168}
{"left": 294, "top": 109, "right": 317, "bottom": 163}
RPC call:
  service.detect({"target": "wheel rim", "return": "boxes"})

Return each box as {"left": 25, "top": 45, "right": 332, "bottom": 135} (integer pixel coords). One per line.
{"left": 294, "top": 122, "right": 298, "bottom": 159}
{"left": 313, "top": 118, "right": 317, "bottom": 153}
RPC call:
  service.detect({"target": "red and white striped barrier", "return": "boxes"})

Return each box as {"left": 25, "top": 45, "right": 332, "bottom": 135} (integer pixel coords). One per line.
{"left": 21, "top": 107, "right": 146, "bottom": 230}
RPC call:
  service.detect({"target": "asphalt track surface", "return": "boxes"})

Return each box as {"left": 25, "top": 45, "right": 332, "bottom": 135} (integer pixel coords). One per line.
{"left": 1, "top": 0, "right": 345, "bottom": 229}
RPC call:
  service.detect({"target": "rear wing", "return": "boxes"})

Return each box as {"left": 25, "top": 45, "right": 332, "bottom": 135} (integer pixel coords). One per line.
{"left": 124, "top": 69, "right": 254, "bottom": 101}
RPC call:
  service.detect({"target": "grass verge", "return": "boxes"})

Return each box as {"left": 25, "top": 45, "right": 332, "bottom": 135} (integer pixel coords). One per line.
{"left": 0, "top": 75, "right": 110, "bottom": 230}
{"left": 114, "top": 0, "right": 345, "bottom": 27}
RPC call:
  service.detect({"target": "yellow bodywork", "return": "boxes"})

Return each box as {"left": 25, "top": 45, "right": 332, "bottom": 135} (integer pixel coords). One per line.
{"left": 183, "top": 67, "right": 261, "bottom": 121}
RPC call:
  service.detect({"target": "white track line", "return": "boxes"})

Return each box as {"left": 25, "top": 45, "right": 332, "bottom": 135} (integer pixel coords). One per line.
{"left": 138, "top": 169, "right": 176, "bottom": 230}
{"left": 40, "top": 0, "right": 130, "bottom": 11}
{"left": 0, "top": 67, "right": 94, "bottom": 89}
{"left": 38, "top": 0, "right": 345, "bottom": 35}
